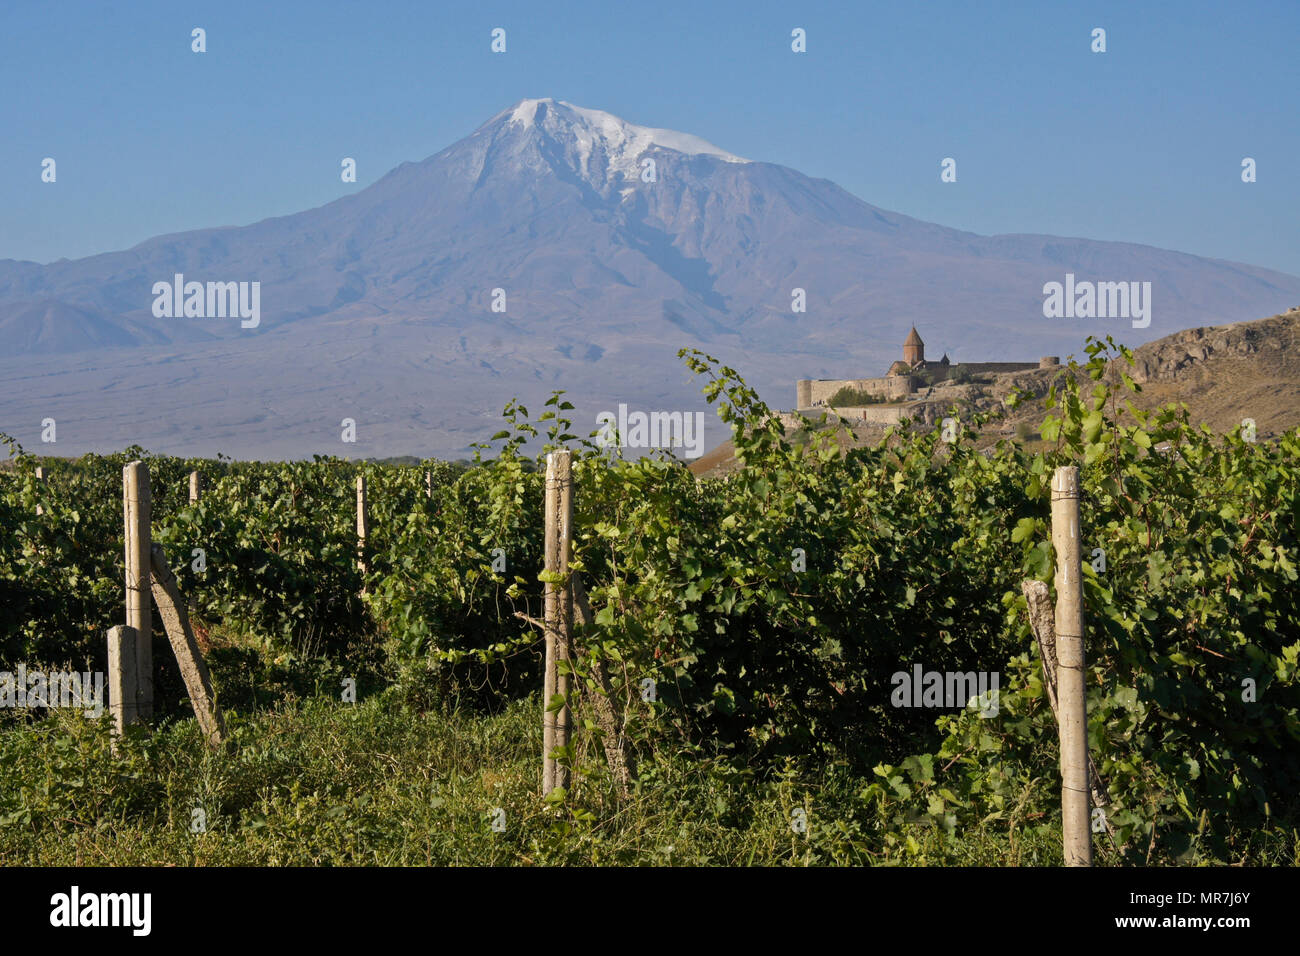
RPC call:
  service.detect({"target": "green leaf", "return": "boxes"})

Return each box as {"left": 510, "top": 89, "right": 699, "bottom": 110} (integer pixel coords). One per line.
{"left": 1011, "top": 517, "right": 1038, "bottom": 544}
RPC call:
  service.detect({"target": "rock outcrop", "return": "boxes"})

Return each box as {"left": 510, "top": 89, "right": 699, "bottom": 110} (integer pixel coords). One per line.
{"left": 1127, "top": 308, "right": 1300, "bottom": 383}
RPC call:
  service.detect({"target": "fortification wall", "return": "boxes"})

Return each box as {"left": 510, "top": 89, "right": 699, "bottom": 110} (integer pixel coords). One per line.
{"left": 833, "top": 405, "right": 908, "bottom": 425}
{"left": 952, "top": 362, "right": 1038, "bottom": 375}
{"left": 797, "top": 376, "right": 913, "bottom": 407}
{"left": 781, "top": 405, "right": 909, "bottom": 430}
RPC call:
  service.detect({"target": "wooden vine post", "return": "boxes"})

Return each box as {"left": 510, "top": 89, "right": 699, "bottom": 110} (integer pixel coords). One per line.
{"left": 541, "top": 450, "right": 574, "bottom": 796}
{"left": 356, "top": 473, "right": 368, "bottom": 597}
{"left": 123, "top": 461, "right": 153, "bottom": 719}
{"left": 1051, "top": 465, "right": 1092, "bottom": 866}
{"left": 186, "top": 470, "right": 202, "bottom": 613}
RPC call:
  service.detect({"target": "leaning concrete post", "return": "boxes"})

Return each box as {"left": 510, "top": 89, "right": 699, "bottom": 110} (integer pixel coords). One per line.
{"left": 123, "top": 461, "right": 153, "bottom": 719}
{"left": 149, "top": 544, "right": 225, "bottom": 748}
{"left": 1051, "top": 466, "right": 1091, "bottom": 866}
{"left": 572, "top": 572, "right": 633, "bottom": 798}
{"left": 107, "top": 624, "right": 139, "bottom": 736}
{"left": 1023, "top": 577, "right": 1113, "bottom": 842}
{"left": 542, "top": 451, "right": 574, "bottom": 795}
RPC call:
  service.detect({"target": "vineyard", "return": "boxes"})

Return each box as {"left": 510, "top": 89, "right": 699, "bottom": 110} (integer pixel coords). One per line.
{"left": 1, "top": 339, "right": 1297, "bottom": 865}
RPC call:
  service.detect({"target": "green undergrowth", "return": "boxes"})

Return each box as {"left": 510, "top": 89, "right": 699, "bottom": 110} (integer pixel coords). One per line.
{"left": 1, "top": 678, "right": 1294, "bottom": 866}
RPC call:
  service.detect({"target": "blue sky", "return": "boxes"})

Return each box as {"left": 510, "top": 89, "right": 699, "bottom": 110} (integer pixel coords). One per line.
{"left": 3, "top": 0, "right": 1297, "bottom": 274}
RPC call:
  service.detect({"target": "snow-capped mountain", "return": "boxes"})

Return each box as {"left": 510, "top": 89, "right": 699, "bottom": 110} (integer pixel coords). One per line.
{"left": 1, "top": 99, "right": 1298, "bottom": 458}
{"left": 499, "top": 98, "right": 749, "bottom": 183}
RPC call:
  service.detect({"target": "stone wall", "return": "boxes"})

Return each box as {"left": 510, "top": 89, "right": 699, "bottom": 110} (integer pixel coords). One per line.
{"left": 949, "top": 362, "right": 1039, "bottom": 376}
{"left": 780, "top": 405, "right": 909, "bottom": 430}
{"left": 797, "top": 375, "right": 913, "bottom": 407}
{"left": 834, "top": 405, "right": 908, "bottom": 425}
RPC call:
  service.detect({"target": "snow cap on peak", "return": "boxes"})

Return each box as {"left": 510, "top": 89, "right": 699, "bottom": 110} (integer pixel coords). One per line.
{"left": 502, "top": 98, "right": 750, "bottom": 166}
{"left": 508, "top": 97, "right": 550, "bottom": 125}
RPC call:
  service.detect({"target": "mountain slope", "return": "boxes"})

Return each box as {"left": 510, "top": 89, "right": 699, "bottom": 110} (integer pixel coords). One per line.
{"left": 1, "top": 99, "right": 1298, "bottom": 459}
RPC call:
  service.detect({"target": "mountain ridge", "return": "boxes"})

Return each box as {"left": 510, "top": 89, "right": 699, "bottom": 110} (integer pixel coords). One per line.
{"left": 2, "top": 99, "right": 1298, "bottom": 459}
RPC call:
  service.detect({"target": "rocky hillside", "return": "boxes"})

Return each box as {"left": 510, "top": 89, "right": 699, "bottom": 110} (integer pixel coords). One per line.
{"left": 691, "top": 308, "right": 1300, "bottom": 476}
{"left": 993, "top": 307, "right": 1300, "bottom": 441}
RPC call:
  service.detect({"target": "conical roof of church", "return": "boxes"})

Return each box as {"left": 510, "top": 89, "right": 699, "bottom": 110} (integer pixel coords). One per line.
{"left": 904, "top": 326, "right": 924, "bottom": 347}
